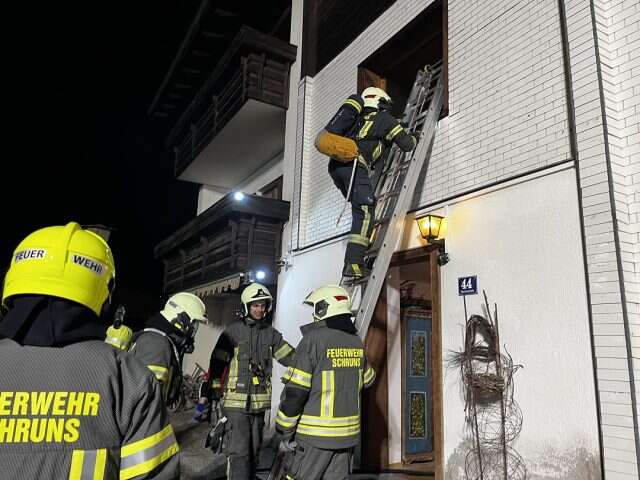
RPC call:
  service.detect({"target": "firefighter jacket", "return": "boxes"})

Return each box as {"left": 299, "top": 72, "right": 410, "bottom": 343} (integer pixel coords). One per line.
{"left": 208, "top": 318, "right": 295, "bottom": 413}
{"left": 0, "top": 297, "right": 180, "bottom": 480}
{"left": 355, "top": 107, "right": 417, "bottom": 168}
{"left": 130, "top": 328, "right": 181, "bottom": 404}
{"left": 275, "top": 314, "right": 375, "bottom": 450}
{"left": 324, "top": 94, "right": 365, "bottom": 138}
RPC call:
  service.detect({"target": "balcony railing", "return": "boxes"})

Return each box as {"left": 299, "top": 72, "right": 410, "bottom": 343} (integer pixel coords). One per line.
{"left": 163, "top": 217, "right": 282, "bottom": 293}
{"left": 155, "top": 193, "right": 290, "bottom": 294}
{"left": 168, "top": 26, "right": 297, "bottom": 177}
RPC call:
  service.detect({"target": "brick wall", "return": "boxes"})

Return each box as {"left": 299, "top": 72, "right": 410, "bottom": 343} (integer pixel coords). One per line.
{"left": 294, "top": 0, "right": 570, "bottom": 248}
{"left": 595, "top": 0, "right": 640, "bottom": 476}
{"left": 566, "top": 0, "right": 639, "bottom": 476}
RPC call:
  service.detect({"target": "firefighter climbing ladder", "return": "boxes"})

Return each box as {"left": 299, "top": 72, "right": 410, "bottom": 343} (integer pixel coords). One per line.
{"left": 344, "top": 62, "right": 444, "bottom": 340}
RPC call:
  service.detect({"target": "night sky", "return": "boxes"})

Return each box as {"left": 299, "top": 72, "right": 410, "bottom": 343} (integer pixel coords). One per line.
{"left": 3, "top": 1, "right": 203, "bottom": 311}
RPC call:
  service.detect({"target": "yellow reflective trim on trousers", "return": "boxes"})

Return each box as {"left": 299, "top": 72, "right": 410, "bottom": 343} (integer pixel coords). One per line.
{"left": 69, "top": 450, "right": 85, "bottom": 480}
{"left": 321, "top": 371, "right": 335, "bottom": 417}
{"left": 121, "top": 424, "right": 174, "bottom": 457}
{"left": 119, "top": 441, "right": 179, "bottom": 480}
{"left": 385, "top": 124, "right": 403, "bottom": 141}
{"left": 147, "top": 365, "right": 169, "bottom": 383}
{"left": 274, "top": 343, "right": 294, "bottom": 360}
{"left": 344, "top": 98, "right": 362, "bottom": 113}
{"left": 347, "top": 234, "right": 369, "bottom": 247}
{"left": 211, "top": 380, "right": 222, "bottom": 388}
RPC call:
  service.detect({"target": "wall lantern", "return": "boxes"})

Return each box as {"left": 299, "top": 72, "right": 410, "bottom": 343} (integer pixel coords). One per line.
{"left": 415, "top": 213, "right": 449, "bottom": 266}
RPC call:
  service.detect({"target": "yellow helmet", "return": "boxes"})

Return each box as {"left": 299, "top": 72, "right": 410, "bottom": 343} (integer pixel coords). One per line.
{"left": 105, "top": 324, "right": 133, "bottom": 350}
{"left": 362, "top": 86, "right": 392, "bottom": 110}
{"left": 241, "top": 282, "right": 273, "bottom": 316}
{"left": 303, "top": 285, "right": 353, "bottom": 321}
{"left": 161, "top": 291, "right": 207, "bottom": 330}
{"left": 2, "top": 222, "right": 115, "bottom": 316}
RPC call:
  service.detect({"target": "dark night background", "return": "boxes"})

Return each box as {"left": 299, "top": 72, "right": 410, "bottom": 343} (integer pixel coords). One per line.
{"left": 3, "top": 1, "right": 203, "bottom": 317}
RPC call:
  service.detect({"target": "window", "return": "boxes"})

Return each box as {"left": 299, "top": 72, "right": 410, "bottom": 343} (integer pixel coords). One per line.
{"left": 302, "top": 0, "right": 397, "bottom": 77}
{"left": 357, "top": 0, "right": 448, "bottom": 116}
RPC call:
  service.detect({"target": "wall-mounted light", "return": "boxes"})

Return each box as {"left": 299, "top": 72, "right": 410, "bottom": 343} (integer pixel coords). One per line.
{"left": 415, "top": 213, "right": 449, "bottom": 266}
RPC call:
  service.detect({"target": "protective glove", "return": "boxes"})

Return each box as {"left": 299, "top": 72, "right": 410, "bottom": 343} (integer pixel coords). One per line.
{"left": 278, "top": 438, "right": 297, "bottom": 454}
{"left": 191, "top": 401, "right": 206, "bottom": 423}
{"left": 273, "top": 429, "right": 295, "bottom": 451}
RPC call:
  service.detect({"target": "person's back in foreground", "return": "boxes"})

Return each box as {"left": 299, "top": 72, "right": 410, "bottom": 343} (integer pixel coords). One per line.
{"left": 274, "top": 285, "right": 376, "bottom": 480}
{"left": 0, "top": 222, "right": 179, "bottom": 479}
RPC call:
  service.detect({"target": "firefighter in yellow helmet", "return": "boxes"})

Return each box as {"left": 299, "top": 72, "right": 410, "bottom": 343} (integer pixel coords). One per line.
{"left": 274, "top": 285, "right": 375, "bottom": 480}
{"left": 0, "top": 222, "right": 179, "bottom": 479}
{"left": 204, "top": 282, "right": 295, "bottom": 480}
{"left": 130, "top": 291, "right": 207, "bottom": 406}
{"left": 317, "top": 87, "right": 418, "bottom": 279}
{"left": 104, "top": 305, "right": 133, "bottom": 351}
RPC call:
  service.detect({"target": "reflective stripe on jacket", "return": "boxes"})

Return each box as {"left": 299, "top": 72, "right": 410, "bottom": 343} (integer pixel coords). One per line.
{"left": 276, "top": 319, "right": 375, "bottom": 449}
{"left": 0, "top": 338, "right": 180, "bottom": 479}
{"left": 209, "top": 319, "right": 295, "bottom": 413}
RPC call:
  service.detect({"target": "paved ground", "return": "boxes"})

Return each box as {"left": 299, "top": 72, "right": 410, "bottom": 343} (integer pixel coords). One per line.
{"left": 170, "top": 407, "right": 277, "bottom": 480}
{"left": 169, "top": 407, "right": 419, "bottom": 479}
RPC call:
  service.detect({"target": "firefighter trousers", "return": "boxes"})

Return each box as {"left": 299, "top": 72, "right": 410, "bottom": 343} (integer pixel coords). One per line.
{"left": 282, "top": 438, "right": 353, "bottom": 480}
{"left": 328, "top": 159, "right": 375, "bottom": 267}
{"left": 224, "top": 410, "right": 265, "bottom": 480}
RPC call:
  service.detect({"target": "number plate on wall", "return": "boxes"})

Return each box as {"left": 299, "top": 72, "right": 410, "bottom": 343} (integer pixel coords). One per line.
{"left": 458, "top": 276, "right": 478, "bottom": 295}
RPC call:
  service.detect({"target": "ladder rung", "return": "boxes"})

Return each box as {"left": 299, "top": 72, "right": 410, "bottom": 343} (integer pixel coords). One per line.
{"left": 373, "top": 215, "right": 392, "bottom": 227}
{"left": 376, "top": 190, "right": 400, "bottom": 202}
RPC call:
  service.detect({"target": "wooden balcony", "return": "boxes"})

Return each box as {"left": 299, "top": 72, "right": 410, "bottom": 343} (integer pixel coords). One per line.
{"left": 167, "top": 26, "right": 297, "bottom": 180}
{"left": 154, "top": 193, "right": 289, "bottom": 294}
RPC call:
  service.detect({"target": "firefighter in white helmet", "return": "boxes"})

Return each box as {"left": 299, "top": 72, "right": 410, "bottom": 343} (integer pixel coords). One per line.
{"left": 317, "top": 86, "right": 418, "bottom": 279}
{"left": 0, "top": 222, "right": 179, "bottom": 478}
{"left": 204, "top": 282, "right": 295, "bottom": 480}
{"left": 273, "top": 285, "right": 375, "bottom": 479}
{"left": 130, "top": 291, "right": 207, "bottom": 405}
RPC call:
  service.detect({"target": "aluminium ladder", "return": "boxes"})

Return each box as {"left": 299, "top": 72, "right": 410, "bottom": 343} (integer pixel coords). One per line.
{"left": 343, "top": 62, "right": 444, "bottom": 340}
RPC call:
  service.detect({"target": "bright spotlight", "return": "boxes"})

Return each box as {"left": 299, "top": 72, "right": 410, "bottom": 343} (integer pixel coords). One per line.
{"left": 256, "top": 270, "right": 266, "bottom": 280}
{"left": 233, "top": 191, "right": 245, "bottom": 201}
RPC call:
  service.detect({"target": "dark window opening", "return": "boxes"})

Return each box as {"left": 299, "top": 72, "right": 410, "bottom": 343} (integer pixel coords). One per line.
{"left": 357, "top": 0, "right": 448, "bottom": 117}
{"left": 302, "top": 0, "right": 397, "bottom": 77}
{"left": 259, "top": 176, "right": 283, "bottom": 200}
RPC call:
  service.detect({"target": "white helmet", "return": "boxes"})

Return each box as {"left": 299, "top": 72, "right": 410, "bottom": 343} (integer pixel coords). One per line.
{"left": 161, "top": 292, "right": 207, "bottom": 332}
{"left": 303, "top": 285, "right": 353, "bottom": 321}
{"left": 241, "top": 283, "right": 273, "bottom": 317}
{"left": 361, "top": 86, "right": 392, "bottom": 110}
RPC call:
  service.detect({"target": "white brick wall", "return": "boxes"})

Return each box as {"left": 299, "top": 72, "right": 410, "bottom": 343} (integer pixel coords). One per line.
{"left": 294, "top": 0, "right": 571, "bottom": 248}
{"left": 596, "top": 0, "right": 640, "bottom": 470}
{"left": 567, "top": 0, "right": 640, "bottom": 476}
{"left": 416, "top": 0, "right": 571, "bottom": 207}
{"left": 283, "top": 0, "right": 640, "bottom": 475}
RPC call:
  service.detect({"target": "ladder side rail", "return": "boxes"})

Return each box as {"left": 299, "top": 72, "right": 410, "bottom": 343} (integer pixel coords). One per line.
{"left": 356, "top": 79, "right": 443, "bottom": 339}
